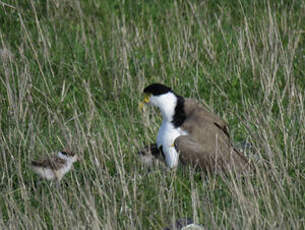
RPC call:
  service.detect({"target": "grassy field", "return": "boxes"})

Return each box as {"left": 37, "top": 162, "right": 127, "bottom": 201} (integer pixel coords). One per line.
{"left": 0, "top": 0, "right": 304, "bottom": 229}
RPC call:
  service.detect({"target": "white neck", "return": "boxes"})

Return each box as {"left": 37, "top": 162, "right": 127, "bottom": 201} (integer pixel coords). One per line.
{"left": 150, "top": 92, "right": 177, "bottom": 122}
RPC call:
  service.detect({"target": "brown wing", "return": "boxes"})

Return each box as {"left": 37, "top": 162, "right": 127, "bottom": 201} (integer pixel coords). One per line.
{"left": 182, "top": 99, "right": 229, "bottom": 138}
{"left": 175, "top": 135, "right": 248, "bottom": 174}
{"left": 31, "top": 156, "right": 66, "bottom": 170}
{"left": 175, "top": 99, "right": 249, "bottom": 174}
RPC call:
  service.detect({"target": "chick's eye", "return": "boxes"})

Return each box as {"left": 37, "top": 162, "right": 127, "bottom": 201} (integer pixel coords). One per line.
{"left": 61, "top": 151, "right": 68, "bottom": 156}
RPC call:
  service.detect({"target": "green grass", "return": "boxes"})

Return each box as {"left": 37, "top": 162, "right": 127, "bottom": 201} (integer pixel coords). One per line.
{"left": 1, "top": 0, "right": 304, "bottom": 229}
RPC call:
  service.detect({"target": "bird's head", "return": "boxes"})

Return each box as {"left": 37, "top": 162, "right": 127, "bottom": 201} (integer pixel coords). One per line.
{"left": 58, "top": 151, "right": 78, "bottom": 163}
{"left": 140, "top": 83, "right": 178, "bottom": 121}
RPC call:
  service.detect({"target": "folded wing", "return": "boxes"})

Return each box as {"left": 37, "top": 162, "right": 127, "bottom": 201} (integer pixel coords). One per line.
{"left": 174, "top": 99, "right": 249, "bottom": 174}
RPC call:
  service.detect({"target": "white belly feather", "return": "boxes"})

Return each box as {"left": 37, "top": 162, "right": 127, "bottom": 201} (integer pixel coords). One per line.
{"left": 157, "top": 121, "right": 188, "bottom": 168}
{"left": 32, "top": 161, "right": 73, "bottom": 181}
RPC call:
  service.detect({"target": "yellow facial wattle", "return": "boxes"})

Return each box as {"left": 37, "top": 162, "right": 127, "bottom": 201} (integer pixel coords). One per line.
{"left": 143, "top": 94, "right": 150, "bottom": 103}
{"left": 139, "top": 93, "right": 151, "bottom": 111}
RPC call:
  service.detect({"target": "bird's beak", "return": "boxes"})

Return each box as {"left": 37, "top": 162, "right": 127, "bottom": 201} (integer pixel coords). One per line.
{"left": 138, "top": 94, "right": 151, "bottom": 110}
{"left": 138, "top": 102, "right": 145, "bottom": 110}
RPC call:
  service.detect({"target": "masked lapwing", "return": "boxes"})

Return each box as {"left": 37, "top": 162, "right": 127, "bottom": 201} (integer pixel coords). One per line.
{"left": 139, "top": 83, "right": 249, "bottom": 174}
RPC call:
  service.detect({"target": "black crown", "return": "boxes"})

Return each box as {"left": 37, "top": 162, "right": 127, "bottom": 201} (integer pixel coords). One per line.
{"left": 143, "top": 83, "right": 172, "bottom": 96}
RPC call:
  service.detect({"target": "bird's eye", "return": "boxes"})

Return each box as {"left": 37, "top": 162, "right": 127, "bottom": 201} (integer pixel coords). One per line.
{"left": 61, "top": 151, "right": 68, "bottom": 155}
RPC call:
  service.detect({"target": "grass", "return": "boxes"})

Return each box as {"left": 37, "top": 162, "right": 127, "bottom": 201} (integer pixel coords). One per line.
{"left": 0, "top": 0, "right": 304, "bottom": 229}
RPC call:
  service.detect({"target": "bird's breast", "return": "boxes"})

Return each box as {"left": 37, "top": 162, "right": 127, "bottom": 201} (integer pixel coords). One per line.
{"left": 57, "top": 161, "right": 73, "bottom": 176}
{"left": 156, "top": 121, "right": 188, "bottom": 168}
{"left": 157, "top": 121, "right": 188, "bottom": 149}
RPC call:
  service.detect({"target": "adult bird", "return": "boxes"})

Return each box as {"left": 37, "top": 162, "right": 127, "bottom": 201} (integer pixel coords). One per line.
{"left": 139, "top": 83, "right": 249, "bottom": 174}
